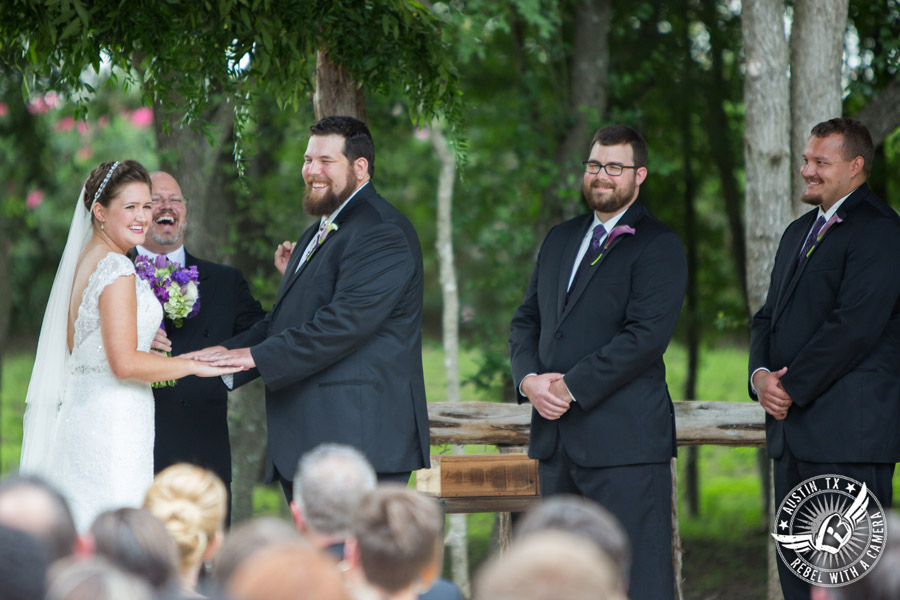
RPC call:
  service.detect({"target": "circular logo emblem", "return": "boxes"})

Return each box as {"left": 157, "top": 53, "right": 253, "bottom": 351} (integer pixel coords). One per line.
{"left": 772, "top": 474, "right": 886, "bottom": 587}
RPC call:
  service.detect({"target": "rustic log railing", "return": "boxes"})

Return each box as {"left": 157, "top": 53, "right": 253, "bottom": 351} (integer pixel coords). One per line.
{"left": 427, "top": 400, "right": 765, "bottom": 447}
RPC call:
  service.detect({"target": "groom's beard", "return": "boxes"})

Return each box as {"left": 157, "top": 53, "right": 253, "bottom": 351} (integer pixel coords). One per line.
{"left": 303, "top": 166, "right": 358, "bottom": 217}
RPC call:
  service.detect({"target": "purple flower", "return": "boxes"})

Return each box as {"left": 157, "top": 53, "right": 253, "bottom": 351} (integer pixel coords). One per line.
{"left": 172, "top": 270, "right": 191, "bottom": 285}
{"left": 590, "top": 225, "right": 636, "bottom": 266}
{"left": 805, "top": 214, "right": 844, "bottom": 259}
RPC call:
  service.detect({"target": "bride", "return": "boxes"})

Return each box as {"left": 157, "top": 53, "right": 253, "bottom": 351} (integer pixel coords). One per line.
{"left": 20, "top": 160, "right": 242, "bottom": 531}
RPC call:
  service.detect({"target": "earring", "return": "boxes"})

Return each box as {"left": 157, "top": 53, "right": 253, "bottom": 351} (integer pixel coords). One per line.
{"left": 100, "top": 223, "right": 104, "bottom": 230}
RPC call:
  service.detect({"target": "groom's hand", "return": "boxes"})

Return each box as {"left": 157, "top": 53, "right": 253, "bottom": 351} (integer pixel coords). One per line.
{"left": 180, "top": 345, "right": 227, "bottom": 360}
{"left": 202, "top": 347, "right": 256, "bottom": 370}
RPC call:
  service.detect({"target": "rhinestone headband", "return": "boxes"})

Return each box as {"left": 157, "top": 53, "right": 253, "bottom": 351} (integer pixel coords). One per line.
{"left": 91, "top": 161, "right": 120, "bottom": 207}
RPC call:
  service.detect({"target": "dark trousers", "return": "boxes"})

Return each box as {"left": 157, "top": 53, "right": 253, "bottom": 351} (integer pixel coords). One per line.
{"left": 538, "top": 440, "right": 674, "bottom": 600}
{"left": 772, "top": 440, "right": 894, "bottom": 600}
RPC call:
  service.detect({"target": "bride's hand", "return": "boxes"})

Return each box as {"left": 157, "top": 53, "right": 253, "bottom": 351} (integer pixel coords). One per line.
{"left": 151, "top": 328, "right": 172, "bottom": 354}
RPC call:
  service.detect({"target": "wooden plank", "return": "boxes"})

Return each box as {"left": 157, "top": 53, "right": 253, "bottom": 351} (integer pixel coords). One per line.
{"left": 436, "top": 496, "right": 542, "bottom": 514}
{"left": 418, "top": 454, "right": 539, "bottom": 498}
{"left": 427, "top": 400, "right": 766, "bottom": 448}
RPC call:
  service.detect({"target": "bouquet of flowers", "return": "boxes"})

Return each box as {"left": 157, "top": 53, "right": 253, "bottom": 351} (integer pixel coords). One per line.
{"left": 135, "top": 255, "right": 201, "bottom": 387}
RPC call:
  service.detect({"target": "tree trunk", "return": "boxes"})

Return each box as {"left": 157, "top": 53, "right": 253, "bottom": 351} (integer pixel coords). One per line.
{"left": 542, "top": 0, "right": 611, "bottom": 225}
{"left": 428, "top": 120, "right": 469, "bottom": 596}
{"left": 152, "top": 100, "right": 235, "bottom": 262}
{"left": 742, "top": 2, "right": 791, "bottom": 598}
{"left": 313, "top": 50, "right": 367, "bottom": 123}
{"left": 854, "top": 78, "right": 900, "bottom": 149}
{"left": 789, "top": 0, "right": 849, "bottom": 218}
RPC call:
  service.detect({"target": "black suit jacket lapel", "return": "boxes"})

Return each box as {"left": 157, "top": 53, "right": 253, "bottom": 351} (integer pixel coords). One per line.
{"left": 560, "top": 201, "right": 645, "bottom": 323}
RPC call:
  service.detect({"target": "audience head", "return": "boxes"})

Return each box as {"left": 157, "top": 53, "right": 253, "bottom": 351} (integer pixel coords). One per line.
{"left": 212, "top": 517, "right": 307, "bottom": 586}
{"left": 474, "top": 530, "right": 627, "bottom": 600}
{"left": 144, "top": 463, "right": 228, "bottom": 584}
{"left": 89, "top": 507, "right": 179, "bottom": 592}
{"left": 350, "top": 485, "right": 444, "bottom": 596}
{"left": 516, "top": 494, "right": 631, "bottom": 585}
{"left": 83, "top": 160, "right": 151, "bottom": 219}
{"left": 291, "top": 443, "right": 377, "bottom": 543}
{"left": 228, "top": 544, "right": 351, "bottom": 600}
{"left": 812, "top": 511, "right": 900, "bottom": 600}
{"left": 0, "top": 523, "right": 49, "bottom": 600}
{"left": 46, "top": 556, "right": 154, "bottom": 600}
{"left": 0, "top": 474, "right": 79, "bottom": 562}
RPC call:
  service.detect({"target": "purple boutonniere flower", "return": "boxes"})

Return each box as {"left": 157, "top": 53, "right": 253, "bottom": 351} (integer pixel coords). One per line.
{"left": 590, "top": 225, "right": 636, "bottom": 266}
{"left": 805, "top": 214, "right": 843, "bottom": 260}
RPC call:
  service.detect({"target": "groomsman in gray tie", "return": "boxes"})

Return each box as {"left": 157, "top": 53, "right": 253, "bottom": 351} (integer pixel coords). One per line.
{"left": 196, "top": 116, "right": 430, "bottom": 499}
{"left": 749, "top": 118, "right": 900, "bottom": 600}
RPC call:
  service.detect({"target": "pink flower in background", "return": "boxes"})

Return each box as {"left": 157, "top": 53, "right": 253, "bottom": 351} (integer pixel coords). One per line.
{"left": 130, "top": 107, "right": 153, "bottom": 128}
{"left": 77, "top": 120, "right": 90, "bottom": 135}
{"left": 98, "top": 115, "right": 110, "bottom": 128}
{"left": 27, "top": 97, "right": 50, "bottom": 114}
{"left": 55, "top": 116, "right": 75, "bottom": 131}
{"left": 77, "top": 146, "right": 93, "bottom": 160}
{"left": 26, "top": 189, "right": 45, "bottom": 209}
{"left": 0, "top": 103, "right": 8, "bottom": 117}
{"left": 44, "top": 92, "right": 59, "bottom": 109}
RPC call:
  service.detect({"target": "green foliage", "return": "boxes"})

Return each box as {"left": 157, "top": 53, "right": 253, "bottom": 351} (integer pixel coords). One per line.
{"left": 0, "top": 0, "right": 464, "bottom": 149}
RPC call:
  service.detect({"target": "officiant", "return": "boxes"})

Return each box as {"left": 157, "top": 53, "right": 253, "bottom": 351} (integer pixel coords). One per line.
{"left": 137, "top": 171, "right": 265, "bottom": 524}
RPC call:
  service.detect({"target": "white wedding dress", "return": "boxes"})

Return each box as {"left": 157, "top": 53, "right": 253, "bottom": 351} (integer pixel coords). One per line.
{"left": 53, "top": 252, "right": 162, "bottom": 531}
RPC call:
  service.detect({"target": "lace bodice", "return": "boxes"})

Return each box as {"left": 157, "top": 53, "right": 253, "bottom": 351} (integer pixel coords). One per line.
{"left": 71, "top": 252, "right": 162, "bottom": 369}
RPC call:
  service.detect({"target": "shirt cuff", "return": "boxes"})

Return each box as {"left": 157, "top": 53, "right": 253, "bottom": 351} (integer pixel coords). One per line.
{"left": 563, "top": 379, "right": 576, "bottom": 403}
{"left": 518, "top": 373, "right": 538, "bottom": 396}
{"left": 222, "top": 374, "right": 234, "bottom": 390}
{"left": 749, "top": 367, "right": 770, "bottom": 396}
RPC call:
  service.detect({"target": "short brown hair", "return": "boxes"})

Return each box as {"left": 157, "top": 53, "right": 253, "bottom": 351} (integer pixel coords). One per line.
{"left": 810, "top": 118, "right": 874, "bottom": 175}
{"left": 590, "top": 125, "right": 648, "bottom": 168}
{"left": 352, "top": 486, "right": 443, "bottom": 594}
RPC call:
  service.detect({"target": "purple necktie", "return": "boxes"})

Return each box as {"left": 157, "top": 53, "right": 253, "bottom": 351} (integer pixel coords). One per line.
{"left": 566, "top": 224, "right": 606, "bottom": 307}
{"left": 798, "top": 216, "right": 825, "bottom": 266}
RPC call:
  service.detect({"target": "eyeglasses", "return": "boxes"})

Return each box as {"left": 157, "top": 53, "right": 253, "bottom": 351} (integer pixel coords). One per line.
{"left": 151, "top": 195, "right": 185, "bottom": 205}
{"left": 582, "top": 161, "right": 637, "bottom": 177}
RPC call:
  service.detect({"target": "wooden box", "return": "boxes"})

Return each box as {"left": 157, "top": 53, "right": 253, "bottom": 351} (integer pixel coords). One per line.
{"left": 416, "top": 454, "right": 540, "bottom": 498}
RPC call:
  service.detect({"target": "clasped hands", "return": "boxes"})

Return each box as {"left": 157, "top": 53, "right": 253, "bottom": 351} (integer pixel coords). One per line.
{"left": 522, "top": 372, "right": 573, "bottom": 420}
{"left": 753, "top": 366, "right": 792, "bottom": 420}
{"left": 150, "top": 329, "right": 256, "bottom": 370}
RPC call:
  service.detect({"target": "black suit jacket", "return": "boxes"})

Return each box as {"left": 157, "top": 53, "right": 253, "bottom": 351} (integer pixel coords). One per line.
{"left": 224, "top": 183, "right": 430, "bottom": 481}
{"left": 152, "top": 252, "right": 265, "bottom": 483}
{"left": 749, "top": 184, "right": 900, "bottom": 463}
{"left": 509, "top": 200, "right": 687, "bottom": 468}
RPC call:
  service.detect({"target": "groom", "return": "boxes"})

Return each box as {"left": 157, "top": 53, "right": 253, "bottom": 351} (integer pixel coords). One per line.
{"left": 199, "top": 116, "right": 430, "bottom": 500}
{"left": 138, "top": 171, "right": 265, "bottom": 517}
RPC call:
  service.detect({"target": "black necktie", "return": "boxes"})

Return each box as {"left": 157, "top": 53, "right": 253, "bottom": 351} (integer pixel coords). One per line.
{"left": 565, "top": 224, "right": 606, "bottom": 307}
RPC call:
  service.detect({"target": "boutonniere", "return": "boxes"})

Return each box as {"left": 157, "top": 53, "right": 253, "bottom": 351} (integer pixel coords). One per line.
{"left": 306, "top": 221, "right": 339, "bottom": 263}
{"left": 804, "top": 214, "right": 843, "bottom": 260}
{"left": 591, "top": 225, "right": 636, "bottom": 266}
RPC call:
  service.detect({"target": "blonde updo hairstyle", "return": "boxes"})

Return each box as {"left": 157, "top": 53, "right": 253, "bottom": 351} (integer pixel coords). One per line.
{"left": 143, "top": 464, "right": 227, "bottom": 578}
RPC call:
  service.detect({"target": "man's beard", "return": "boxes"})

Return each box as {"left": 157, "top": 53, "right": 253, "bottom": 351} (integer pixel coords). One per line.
{"left": 583, "top": 177, "right": 635, "bottom": 214}
{"left": 303, "top": 167, "right": 358, "bottom": 217}
{"left": 801, "top": 179, "right": 824, "bottom": 206}
{"left": 148, "top": 213, "right": 186, "bottom": 246}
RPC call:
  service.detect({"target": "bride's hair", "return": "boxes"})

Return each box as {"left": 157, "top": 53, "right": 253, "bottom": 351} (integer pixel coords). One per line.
{"left": 83, "top": 160, "right": 151, "bottom": 219}
{"left": 143, "top": 463, "right": 228, "bottom": 577}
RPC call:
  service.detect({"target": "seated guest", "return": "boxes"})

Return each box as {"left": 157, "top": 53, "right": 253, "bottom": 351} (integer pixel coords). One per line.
{"left": 90, "top": 507, "right": 180, "bottom": 594}
{"left": 0, "top": 523, "right": 49, "bottom": 600}
{"left": 347, "top": 485, "right": 444, "bottom": 600}
{"left": 515, "top": 494, "right": 631, "bottom": 589}
{"left": 0, "top": 474, "right": 84, "bottom": 561}
{"left": 46, "top": 556, "right": 154, "bottom": 600}
{"left": 144, "top": 463, "right": 228, "bottom": 596}
{"left": 211, "top": 517, "right": 307, "bottom": 586}
{"left": 228, "top": 544, "right": 350, "bottom": 600}
{"left": 473, "top": 530, "right": 627, "bottom": 600}
{"left": 291, "top": 443, "right": 462, "bottom": 600}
